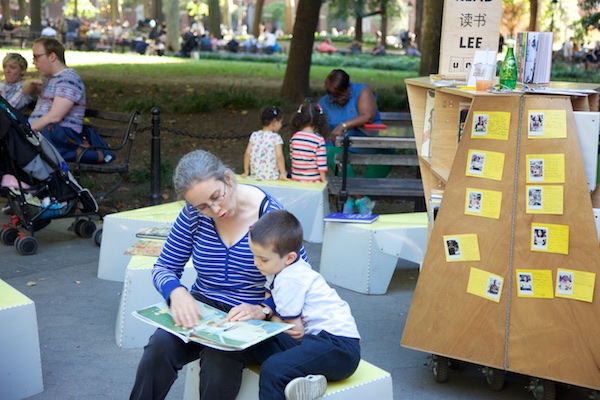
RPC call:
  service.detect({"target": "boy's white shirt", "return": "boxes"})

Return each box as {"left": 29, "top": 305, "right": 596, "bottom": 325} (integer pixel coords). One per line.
{"left": 265, "top": 259, "right": 360, "bottom": 339}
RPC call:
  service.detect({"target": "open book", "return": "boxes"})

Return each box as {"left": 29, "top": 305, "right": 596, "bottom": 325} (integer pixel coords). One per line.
{"left": 136, "top": 226, "right": 172, "bottom": 240}
{"left": 324, "top": 212, "right": 379, "bottom": 224}
{"left": 133, "top": 301, "right": 293, "bottom": 351}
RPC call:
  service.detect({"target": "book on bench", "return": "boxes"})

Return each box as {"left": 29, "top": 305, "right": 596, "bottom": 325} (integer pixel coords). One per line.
{"left": 324, "top": 212, "right": 379, "bottom": 224}
{"left": 136, "top": 226, "right": 172, "bottom": 240}
{"left": 133, "top": 301, "right": 293, "bottom": 351}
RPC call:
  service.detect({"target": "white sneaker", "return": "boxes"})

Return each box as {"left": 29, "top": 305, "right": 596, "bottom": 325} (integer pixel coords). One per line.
{"left": 284, "top": 374, "right": 327, "bottom": 400}
{"left": 2, "top": 204, "right": 11, "bottom": 215}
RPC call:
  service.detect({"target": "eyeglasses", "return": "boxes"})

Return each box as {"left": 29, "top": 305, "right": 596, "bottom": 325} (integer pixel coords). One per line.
{"left": 32, "top": 53, "right": 48, "bottom": 62}
{"left": 195, "top": 181, "right": 227, "bottom": 212}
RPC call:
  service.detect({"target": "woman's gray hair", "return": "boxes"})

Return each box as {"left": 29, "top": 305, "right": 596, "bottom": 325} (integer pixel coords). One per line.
{"left": 173, "top": 150, "right": 235, "bottom": 197}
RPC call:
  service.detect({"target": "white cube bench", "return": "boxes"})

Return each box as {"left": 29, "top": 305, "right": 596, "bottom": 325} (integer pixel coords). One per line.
{"left": 0, "top": 279, "right": 44, "bottom": 400}
{"left": 115, "top": 255, "right": 196, "bottom": 348}
{"left": 183, "top": 359, "right": 392, "bottom": 400}
{"left": 236, "top": 176, "right": 330, "bottom": 243}
{"left": 98, "top": 201, "right": 185, "bottom": 282}
{"left": 320, "top": 213, "right": 428, "bottom": 295}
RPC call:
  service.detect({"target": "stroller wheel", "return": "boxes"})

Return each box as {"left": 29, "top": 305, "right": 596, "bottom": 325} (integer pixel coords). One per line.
{"left": 75, "top": 220, "right": 97, "bottom": 239}
{"left": 1, "top": 227, "right": 19, "bottom": 245}
{"left": 15, "top": 236, "right": 38, "bottom": 255}
{"left": 94, "top": 229, "right": 102, "bottom": 246}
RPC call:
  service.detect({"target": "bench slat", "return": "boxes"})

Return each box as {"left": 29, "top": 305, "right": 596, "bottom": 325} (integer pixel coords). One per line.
{"left": 328, "top": 177, "right": 424, "bottom": 197}
{"left": 334, "top": 136, "right": 416, "bottom": 149}
{"left": 335, "top": 153, "right": 419, "bottom": 166}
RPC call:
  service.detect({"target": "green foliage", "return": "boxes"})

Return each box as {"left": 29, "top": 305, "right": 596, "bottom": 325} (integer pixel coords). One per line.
{"left": 64, "top": 0, "right": 98, "bottom": 18}
{"left": 129, "top": 162, "right": 175, "bottom": 185}
{"left": 263, "top": 1, "right": 285, "bottom": 29}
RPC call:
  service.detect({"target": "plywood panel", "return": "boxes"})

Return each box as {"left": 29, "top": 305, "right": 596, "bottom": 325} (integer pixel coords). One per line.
{"left": 401, "top": 96, "right": 522, "bottom": 368}
{"left": 508, "top": 96, "right": 600, "bottom": 390}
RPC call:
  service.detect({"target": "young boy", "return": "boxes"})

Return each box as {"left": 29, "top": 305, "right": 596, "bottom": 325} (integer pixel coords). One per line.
{"left": 248, "top": 210, "right": 361, "bottom": 400}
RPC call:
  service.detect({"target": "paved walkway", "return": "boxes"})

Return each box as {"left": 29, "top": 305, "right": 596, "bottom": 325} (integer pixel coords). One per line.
{"left": 0, "top": 212, "right": 589, "bottom": 399}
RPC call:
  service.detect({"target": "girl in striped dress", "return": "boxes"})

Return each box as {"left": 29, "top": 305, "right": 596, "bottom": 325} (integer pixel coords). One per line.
{"left": 289, "top": 99, "right": 330, "bottom": 183}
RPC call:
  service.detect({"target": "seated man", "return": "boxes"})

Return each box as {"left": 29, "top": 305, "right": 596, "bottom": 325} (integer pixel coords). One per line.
{"left": 317, "top": 38, "right": 337, "bottom": 54}
{"left": 24, "top": 37, "right": 86, "bottom": 147}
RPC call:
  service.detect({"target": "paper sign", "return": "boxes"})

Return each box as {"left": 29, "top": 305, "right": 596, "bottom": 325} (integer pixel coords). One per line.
{"left": 465, "top": 188, "right": 502, "bottom": 219}
{"left": 531, "top": 223, "right": 569, "bottom": 255}
{"left": 443, "top": 234, "right": 481, "bottom": 262}
{"left": 555, "top": 268, "right": 596, "bottom": 302}
{"left": 466, "top": 149, "right": 505, "bottom": 181}
{"left": 467, "top": 267, "right": 503, "bottom": 303}
{"left": 471, "top": 112, "right": 511, "bottom": 140}
{"left": 525, "top": 185, "right": 564, "bottom": 215}
{"left": 527, "top": 110, "right": 567, "bottom": 139}
{"left": 526, "top": 154, "right": 565, "bottom": 183}
{"left": 515, "top": 269, "right": 554, "bottom": 298}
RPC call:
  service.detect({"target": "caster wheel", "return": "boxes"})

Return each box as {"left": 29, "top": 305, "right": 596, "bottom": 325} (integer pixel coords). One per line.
{"left": 15, "top": 236, "right": 38, "bottom": 255}
{"left": 94, "top": 228, "right": 102, "bottom": 246}
{"left": 432, "top": 355, "right": 449, "bottom": 383}
{"left": 1, "top": 227, "right": 19, "bottom": 245}
{"left": 529, "top": 378, "right": 556, "bottom": 400}
{"left": 75, "top": 220, "right": 96, "bottom": 238}
{"left": 483, "top": 367, "right": 505, "bottom": 391}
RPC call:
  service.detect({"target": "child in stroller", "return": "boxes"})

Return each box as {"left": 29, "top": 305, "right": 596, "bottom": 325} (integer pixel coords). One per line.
{"left": 0, "top": 95, "right": 101, "bottom": 255}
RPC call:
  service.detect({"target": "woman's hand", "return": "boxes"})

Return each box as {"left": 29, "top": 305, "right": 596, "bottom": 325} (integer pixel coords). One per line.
{"left": 331, "top": 124, "right": 346, "bottom": 139}
{"left": 169, "top": 287, "right": 202, "bottom": 328}
{"left": 227, "top": 303, "right": 264, "bottom": 322}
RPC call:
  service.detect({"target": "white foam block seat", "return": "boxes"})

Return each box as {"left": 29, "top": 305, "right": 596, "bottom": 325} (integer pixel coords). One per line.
{"left": 0, "top": 279, "right": 44, "bottom": 400}
{"left": 115, "top": 255, "right": 196, "bottom": 348}
{"left": 236, "top": 176, "right": 330, "bottom": 243}
{"left": 320, "top": 213, "right": 428, "bottom": 294}
{"left": 183, "top": 359, "right": 392, "bottom": 400}
{"left": 98, "top": 201, "right": 185, "bottom": 282}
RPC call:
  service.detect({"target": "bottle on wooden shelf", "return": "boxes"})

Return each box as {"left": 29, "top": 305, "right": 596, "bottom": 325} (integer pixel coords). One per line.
{"left": 499, "top": 44, "right": 517, "bottom": 90}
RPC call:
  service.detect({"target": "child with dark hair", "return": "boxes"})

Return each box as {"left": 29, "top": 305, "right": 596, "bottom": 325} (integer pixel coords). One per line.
{"left": 289, "top": 99, "right": 330, "bottom": 182}
{"left": 242, "top": 106, "right": 288, "bottom": 181}
{"left": 248, "top": 210, "right": 360, "bottom": 400}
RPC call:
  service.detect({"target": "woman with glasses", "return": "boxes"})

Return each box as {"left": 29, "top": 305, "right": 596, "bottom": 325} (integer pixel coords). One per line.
{"left": 130, "top": 149, "right": 307, "bottom": 400}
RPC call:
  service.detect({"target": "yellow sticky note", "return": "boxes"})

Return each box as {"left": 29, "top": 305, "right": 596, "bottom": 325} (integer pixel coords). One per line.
{"left": 516, "top": 269, "right": 554, "bottom": 298}
{"left": 465, "top": 149, "right": 506, "bottom": 181}
{"left": 465, "top": 188, "right": 502, "bottom": 219}
{"left": 443, "top": 234, "right": 481, "bottom": 262}
{"left": 525, "top": 185, "right": 564, "bottom": 215}
{"left": 527, "top": 110, "right": 567, "bottom": 139}
{"left": 555, "top": 269, "right": 596, "bottom": 303}
{"left": 531, "top": 223, "right": 569, "bottom": 255}
{"left": 467, "top": 267, "right": 503, "bottom": 303}
{"left": 525, "top": 154, "right": 565, "bottom": 183}
{"left": 471, "top": 111, "right": 511, "bottom": 140}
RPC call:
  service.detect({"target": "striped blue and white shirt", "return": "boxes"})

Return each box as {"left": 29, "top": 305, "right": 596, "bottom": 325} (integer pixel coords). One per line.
{"left": 152, "top": 187, "right": 307, "bottom": 307}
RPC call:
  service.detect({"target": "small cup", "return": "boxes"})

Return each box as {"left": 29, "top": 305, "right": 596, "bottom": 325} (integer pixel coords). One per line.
{"left": 473, "top": 63, "right": 496, "bottom": 91}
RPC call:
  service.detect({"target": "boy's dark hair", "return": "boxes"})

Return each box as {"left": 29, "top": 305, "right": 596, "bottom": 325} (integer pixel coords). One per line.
{"left": 260, "top": 106, "right": 283, "bottom": 127}
{"left": 289, "top": 98, "right": 331, "bottom": 140}
{"left": 249, "top": 210, "right": 303, "bottom": 257}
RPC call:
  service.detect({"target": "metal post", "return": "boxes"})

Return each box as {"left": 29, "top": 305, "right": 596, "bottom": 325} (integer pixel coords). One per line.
{"left": 150, "top": 107, "right": 162, "bottom": 205}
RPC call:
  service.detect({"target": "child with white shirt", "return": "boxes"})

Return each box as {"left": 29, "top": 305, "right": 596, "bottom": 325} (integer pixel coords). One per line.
{"left": 248, "top": 210, "right": 361, "bottom": 400}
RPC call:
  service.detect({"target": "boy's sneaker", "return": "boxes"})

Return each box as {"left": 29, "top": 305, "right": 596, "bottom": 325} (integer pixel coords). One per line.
{"left": 284, "top": 374, "right": 327, "bottom": 400}
{"left": 2, "top": 204, "right": 11, "bottom": 215}
{"left": 342, "top": 198, "right": 355, "bottom": 214}
{"left": 356, "top": 196, "right": 375, "bottom": 215}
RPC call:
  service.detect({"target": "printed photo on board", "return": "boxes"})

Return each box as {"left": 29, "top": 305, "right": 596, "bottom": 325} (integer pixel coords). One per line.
{"left": 472, "top": 114, "right": 489, "bottom": 136}
{"left": 528, "top": 113, "right": 544, "bottom": 136}
{"left": 532, "top": 227, "right": 548, "bottom": 250}
{"left": 529, "top": 159, "right": 544, "bottom": 182}
{"left": 469, "top": 152, "right": 486, "bottom": 174}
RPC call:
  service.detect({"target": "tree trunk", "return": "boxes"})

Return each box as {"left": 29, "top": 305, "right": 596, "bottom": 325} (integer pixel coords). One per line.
{"left": 30, "top": 0, "right": 41, "bottom": 32}
{"left": 252, "top": 0, "right": 264, "bottom": 38}
{"left": 380, "top": 3, "right": 387, "bottom": 44}
{"left": 355, "top": 14, "right": 363, "bottom": 43}
{"left": 284, "top": 0, "right": 294, "bottom": 34}
{"left": 222, "top": 0, "right": 231, "bottom": 30}
{"left": 74, "top": 0, "right": 78, "bottom": 17}
{"left": 110, "top": 0, "right": 121, "bottom": 23}
{"left": 166, "top": 0, "right": 179, "bottom": 53}
{"left": 1, "top": 0, "right": 10, "bottom": 22}
{"left": 17, "top": 0, "right": 26, "bottom": 21}
{"left": 418, "top": 0, "right": 443, "bottom": 76}
{"left": 528, "top": 0, "right": 538, "bottom": 31}
{"left": 208, "top": 0, "right": 221, "bottom": 38}
{"left": 414, "top": 0, "right": 423, "bottom": 49}
{"left": 280, "top": 0, "right": 322, "bottom": 102}
{"left": 144, "top": 0, "right": 151, "bottom": 19}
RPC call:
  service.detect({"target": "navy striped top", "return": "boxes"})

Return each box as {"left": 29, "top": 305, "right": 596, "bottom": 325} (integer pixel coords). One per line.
{"left": 152, "top": 188, "right": 307, "bottom": 307}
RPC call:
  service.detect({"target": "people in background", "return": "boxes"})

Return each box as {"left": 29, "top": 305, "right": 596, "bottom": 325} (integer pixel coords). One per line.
{"left": 349, "top": 40, "right": 362, "bottom": 55}
{"left": 24, "top": 37, "right": 85, "bottom": 137}
{"left": 2, "top": 53, "right": 34, "bottom": 111}
{"left": 317, "top": 38, "right": 337, "bottom": 54}
{"left": 289, "top": 99, "right": 329, "bottom": 183}
{"left": 248, "top": 210, "right": 361, "bottom": 400}
{"left": 241, "top": 106, "right": 287, "bottom": 181}
{"left": 129, "top": 149, "right": 308, "bottom": 400}
{"left": 371, "top": 41, "right": 386, "bottom": 56}
{"left": 263, "top": 28, "right": 278, "bottom": 54}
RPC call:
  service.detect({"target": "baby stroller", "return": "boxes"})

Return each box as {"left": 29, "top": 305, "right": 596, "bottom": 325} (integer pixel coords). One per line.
{"left": 0, "top": 96, "right": 101, "bottom": 255}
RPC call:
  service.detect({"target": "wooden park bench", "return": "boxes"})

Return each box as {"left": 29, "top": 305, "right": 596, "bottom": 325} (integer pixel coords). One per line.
{"left": 72, "top": 109, "right": 142, "bottom": 210}
{"left": 328, "top": 112, "right": 426, "bottom": 212}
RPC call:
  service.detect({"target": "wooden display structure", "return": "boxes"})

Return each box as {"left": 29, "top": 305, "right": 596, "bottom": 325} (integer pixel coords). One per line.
{"left": 401, "top": 77, "right": 600, "bottom": 391}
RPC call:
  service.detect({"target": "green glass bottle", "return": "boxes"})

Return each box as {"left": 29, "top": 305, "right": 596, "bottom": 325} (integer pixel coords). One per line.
{"left": 499, "top": 44, "right": 517, "bottom": 90}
